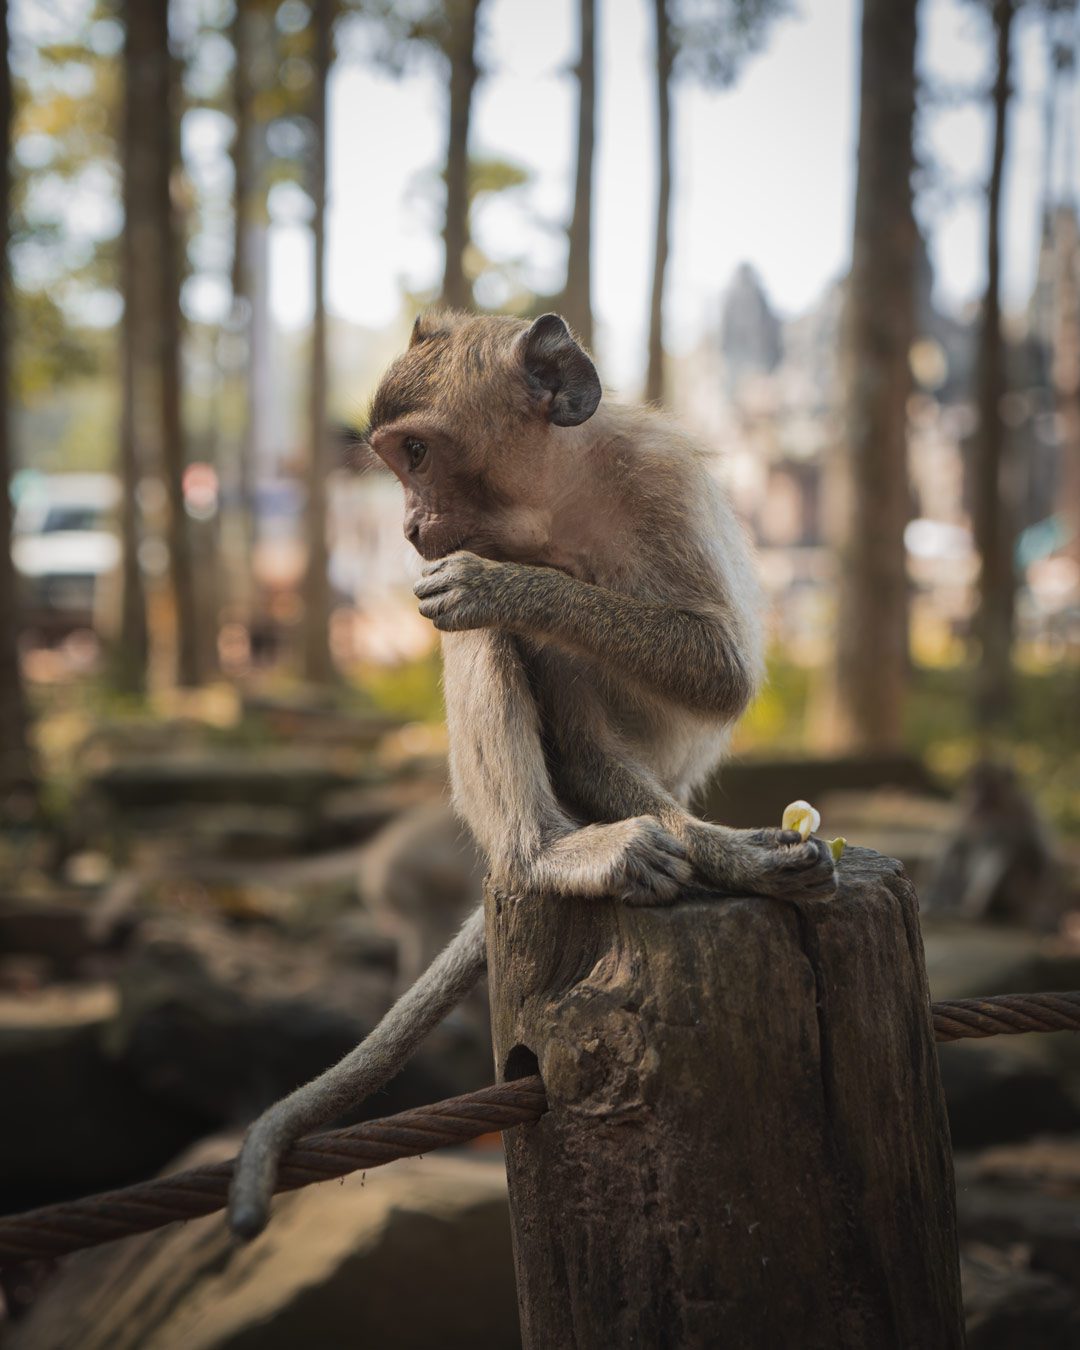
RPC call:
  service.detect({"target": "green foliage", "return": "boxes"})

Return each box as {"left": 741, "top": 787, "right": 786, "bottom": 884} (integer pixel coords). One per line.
{"left": 743, "top": 654, "right": 1080, "bottom": 839}
{"left": 399, "top": 150, "right": 539, "bottom": 312}
{"left": 9, "top": 0, "right": 120, "bottom": 404}
{"left": 12, "top": 289, "right": 104, "bottom": 401}
{"left": 669, "top": 0, "right": 791, "bottom": 86}
{"left": 341, "top": 0, "right": 465, "bottom": 75}
{"left": 358, "top": 649, "right": 445, "bottom": 721}
{"left": 467, "top": 154, "right": 529, "bottom": 199}
{"left": 904, "top": 663, "right": 1080, "bottom": 836}
{"left": 736, "top": 656, "right": 814, "bottom": 749}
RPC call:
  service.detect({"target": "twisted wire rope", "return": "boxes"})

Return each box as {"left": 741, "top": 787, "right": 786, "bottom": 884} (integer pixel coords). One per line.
{"left": 5, "top": 992, "right": 1080, "bottom": 1265}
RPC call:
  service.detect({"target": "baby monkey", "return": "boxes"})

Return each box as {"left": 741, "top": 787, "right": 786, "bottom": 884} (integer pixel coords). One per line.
{"left": 228, "top": 311, "right": 837, "bottom": 1237}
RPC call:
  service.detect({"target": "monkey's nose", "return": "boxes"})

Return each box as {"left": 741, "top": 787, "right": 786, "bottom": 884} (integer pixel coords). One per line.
{"left": 406, "top": 522, "right": 421, "bottom": 549}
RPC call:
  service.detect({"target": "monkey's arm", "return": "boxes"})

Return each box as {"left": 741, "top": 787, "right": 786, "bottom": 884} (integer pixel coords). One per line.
{"left": 415, "top": 552, "right": 753, "bottom": 719}
{"left": 228, "top": 905, "right": 487, "bottom": 1239}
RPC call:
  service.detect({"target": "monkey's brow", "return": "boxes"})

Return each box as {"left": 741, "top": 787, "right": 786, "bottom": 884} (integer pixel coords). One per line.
{"left": 344, "top": 422, "right": 369, "bottom": 447}
{"left": 365, "top": 390, "right": 430, "bottom": 439}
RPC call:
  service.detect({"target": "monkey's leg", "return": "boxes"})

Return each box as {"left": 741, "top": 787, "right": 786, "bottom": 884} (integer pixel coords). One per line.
{"left": 441, "top": 629, "right": 691, "bottom": 904}
{"left": 229, "top": 634, "right": 688, "bottom": 1241}
{"left": 544, "top": 682, "right": 836, "bottom": 902}
{"left": 228, "top": 906, "right": 487, "bottom": 1239}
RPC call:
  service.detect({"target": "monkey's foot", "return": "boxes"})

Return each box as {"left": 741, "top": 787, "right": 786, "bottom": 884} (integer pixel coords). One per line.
{"left": 683, "top": 823, "right": 838, "bottom": 901}
{"left": 538, "top": 816, "right": 692, "bottom": 906}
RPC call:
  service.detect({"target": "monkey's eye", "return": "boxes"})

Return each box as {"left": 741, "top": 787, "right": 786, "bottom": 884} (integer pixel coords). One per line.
{"left": 403, "top": 436, "right": 428, "bottom": 472}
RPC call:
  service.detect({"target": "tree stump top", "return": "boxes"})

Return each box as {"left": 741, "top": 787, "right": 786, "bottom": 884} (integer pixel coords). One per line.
{"left": 487, "top": 846, "right": 963, "bottom": 1349}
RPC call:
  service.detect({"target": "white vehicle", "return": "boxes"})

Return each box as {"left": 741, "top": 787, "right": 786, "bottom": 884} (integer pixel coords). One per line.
{"left": 12, "top": 473, "right": 121, "bottom": 635}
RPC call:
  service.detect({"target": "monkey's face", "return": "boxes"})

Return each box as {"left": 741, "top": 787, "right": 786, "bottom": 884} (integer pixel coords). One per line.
{"left": 369, "top": 414, "right": 497, "bottom": 560}
{"left": 365, "top": 312, "right": 601, "bottom": 563}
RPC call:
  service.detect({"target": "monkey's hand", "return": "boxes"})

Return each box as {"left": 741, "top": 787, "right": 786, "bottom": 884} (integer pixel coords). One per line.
{"left": 414, "top": 551, "right": 516, "bottom": 631}
{"left": 681, "top": 823, "right": 839, "bottom": 902}
{"left": 415, "top": 553, "right": 753, "bottom": 721}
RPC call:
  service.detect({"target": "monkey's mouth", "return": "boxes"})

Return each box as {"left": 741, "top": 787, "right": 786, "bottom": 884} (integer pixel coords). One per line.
{"left": 409, "top": 515, "right": 510, "bottom": 563}
{"left": 409, "top": 521, "right": 476, "bottom": 562}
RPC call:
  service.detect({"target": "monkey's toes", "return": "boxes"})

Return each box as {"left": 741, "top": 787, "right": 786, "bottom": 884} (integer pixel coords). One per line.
{"left": 745, "top": 827, "right": 803, "bottom": 847}
{"left": 764, "top": 838, "right": 837, "bottom": 899}
{"left": 615, "top": 817, "right": 693, "bottom": 905}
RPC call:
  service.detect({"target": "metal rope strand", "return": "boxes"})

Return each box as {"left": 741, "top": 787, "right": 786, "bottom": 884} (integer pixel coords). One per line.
{"left": 5, "top": 991, "right": 1080, "bottom": 1266}
{"left": 931, "top": 991, "right": 1080, "bottom": 1042}
{"left": 0, "top": 1076, "right": 547, "bottom": 1265}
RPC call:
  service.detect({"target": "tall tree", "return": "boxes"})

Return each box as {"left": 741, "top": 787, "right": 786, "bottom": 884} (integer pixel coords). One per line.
{"left": 560, "top": 0, "right": 596, "bottom": 347}
{"left": 440, "top": 0, "right": 482, "bottom": 309}
{"left": 354, "top": 0, "right": 484, "bottom": 309}
{"left": 833, "top": 0, "right": 919, "bottom": 751}
{"left": 155, "top": 5, "right": 200, "bottom": 687}
{"left": 971, "top": 0, "right": 1015, "bottom": 730}
{"left": 645, "top": 0, "right": 787, "bottom": 404}
{"left": 125, "top": 1, "right": 201, "bottom": 688}
{"left": 0, "top": 0, "right": 35, "bottom": 811}
{"left": 645, "top": 0, "right": 673, "bottom": 403}
{"left": 224, "top": 0, "right": 257, "bottom": 626}
{"left": 116, "top": 0, "right": 152, "bottom": 695}
{"left": 1051, "top": 208, "right": 1080, "bottom": 573}
{"left": 1042, "top": 11, "right": 1079, "bottom": 570}
{"left": 302, "top": 0, "right": 335, "bottom": 684}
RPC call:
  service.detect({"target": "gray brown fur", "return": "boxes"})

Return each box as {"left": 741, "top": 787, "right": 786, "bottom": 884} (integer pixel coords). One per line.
{"left": 227, "top": 311, "right": 836, "bottom": 1237}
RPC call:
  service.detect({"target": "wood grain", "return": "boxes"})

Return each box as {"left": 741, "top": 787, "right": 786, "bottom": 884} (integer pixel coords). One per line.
{"left": 486, "top": 845, "right": 964, "bottom": 1349}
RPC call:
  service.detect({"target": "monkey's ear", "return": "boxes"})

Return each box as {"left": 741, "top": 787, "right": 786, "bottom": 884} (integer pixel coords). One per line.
{"left": 409, "top": 315, "right": 429, "bottom": 348}
{"left": 520, "top": 314, "right": 601, "bottom": 427}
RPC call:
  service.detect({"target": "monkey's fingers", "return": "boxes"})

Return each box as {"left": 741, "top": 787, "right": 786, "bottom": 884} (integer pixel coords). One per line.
{"left": 419, "top": 590, "right": 496, "bottom": 633}
{"left": 418, "top": 589, "right": 465, "bottom": 625}
{"left": 413, "top": 571, "right": 457, "bottom": 600}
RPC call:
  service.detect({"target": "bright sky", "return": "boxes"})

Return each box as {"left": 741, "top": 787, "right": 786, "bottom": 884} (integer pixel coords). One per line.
{"left": 267, "top": 0, "right": 1079, "bottom": 392}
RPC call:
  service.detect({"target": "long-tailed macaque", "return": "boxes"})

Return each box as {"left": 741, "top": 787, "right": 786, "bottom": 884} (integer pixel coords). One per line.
{"left": 228, "top": 312, "right": 837, "bottom": 1237}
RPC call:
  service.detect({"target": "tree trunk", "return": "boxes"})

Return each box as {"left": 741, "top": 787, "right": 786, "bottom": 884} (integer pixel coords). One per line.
{"left": 486, "top": 848, "right": 963, "bottom": 1348}
{"left": 223, "top": 0, "right": 256, "bottom": 629}
{"left": 644, "top": 0, "right": 672, "bottom": 404}
{"left": 1039, "top": 27, "right": 1058, "bottom": 245}
{"left": 301, "top": 0, "right": 335, "bottom": 686}
{"left": 115, "top": 0, "right": 153, "bottom": 696}
{"left": 148, "top": 3, "right": 201, "bottom": 688}
{"left": 560, "top": 0, "right": 595, "bottom": 349}
{"left": 0, "top": 0, "right": 36, "bottom": 813}
{"left": 833, "top": 0, "right": 918, "bottom": 751}
{"left": 972, "top": 0, "right": 1015, "bottom": 732}
{"left": 1051, "top": 211, "right": 1080, "bottom": 574}
{"left": 440, "top": 0, "right": 481, "bottom": 311}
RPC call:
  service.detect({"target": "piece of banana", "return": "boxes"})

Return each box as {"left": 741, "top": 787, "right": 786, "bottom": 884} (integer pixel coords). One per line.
{"left": 781, "top": 800, "right": 846, "bottom": 861}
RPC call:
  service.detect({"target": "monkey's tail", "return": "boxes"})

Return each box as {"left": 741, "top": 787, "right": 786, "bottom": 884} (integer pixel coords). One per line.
{"left": 228, "top": 904, "right": 488, "bottom": 1239}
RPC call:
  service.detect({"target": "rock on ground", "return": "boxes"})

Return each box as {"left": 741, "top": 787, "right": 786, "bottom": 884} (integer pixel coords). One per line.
{"left": 957, "top": 1136, "right": 1080, "bottom": 1349}
{"left": 0, "top": 986, "right": 201, "bottom": 1211}
{"left": 9, "top": 1150, "right": 519, "bottom": 1350}
{"left": 963, "top": 1245, "right": 1080, "bottom": 1350}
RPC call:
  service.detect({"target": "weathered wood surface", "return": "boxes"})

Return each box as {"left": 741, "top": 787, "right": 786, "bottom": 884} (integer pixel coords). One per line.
{"left": 486, "top": 845, "right": 964, "bottom": 1349}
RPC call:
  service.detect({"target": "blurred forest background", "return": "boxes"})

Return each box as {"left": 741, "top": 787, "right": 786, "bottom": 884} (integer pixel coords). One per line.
{"left": 3, "top": 0, "right": 1080, "bottom": 1343}
{"left": 0, "top": 0, "right": 1078, "bottom": 823}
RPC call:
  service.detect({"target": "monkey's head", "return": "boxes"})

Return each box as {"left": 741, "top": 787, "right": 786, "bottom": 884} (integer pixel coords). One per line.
{"left": 364, "top": 311, "right": 601, "bottom": 562}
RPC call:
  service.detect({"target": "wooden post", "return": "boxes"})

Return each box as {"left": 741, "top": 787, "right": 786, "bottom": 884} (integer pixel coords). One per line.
{"left": 486, "top": 846, "right": 964, "bottom": 1349}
